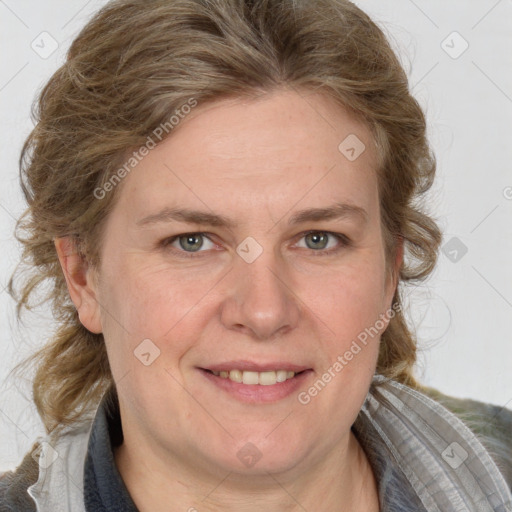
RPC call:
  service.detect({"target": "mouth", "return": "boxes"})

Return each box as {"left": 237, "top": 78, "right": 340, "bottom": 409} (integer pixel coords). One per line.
{"left": 197, "top": 363, "right": 314, "bottom": 403}
{"left": 203, "top": 368, "right": 307, "bottom": 385}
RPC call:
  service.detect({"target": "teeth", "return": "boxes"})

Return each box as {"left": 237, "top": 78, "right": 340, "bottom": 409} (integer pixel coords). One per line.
{"left": 210, "top": 369, "right": 297, "bottom": 385}
{"left": 242, "top": 371, "right": 259, "bottom": 385}
{"left": 276, "top": 370, "right": 288, "bottom": 382}
{"left": 228, "top": 369, "right": 242, "bottom": 382}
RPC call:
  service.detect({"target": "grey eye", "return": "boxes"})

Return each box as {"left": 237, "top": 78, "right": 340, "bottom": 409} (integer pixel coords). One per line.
{"left": 178, "top": 234, "right": 205, "bottom": 252}
{"left": 304, "top": 232, "right": 330, "bottom": 250}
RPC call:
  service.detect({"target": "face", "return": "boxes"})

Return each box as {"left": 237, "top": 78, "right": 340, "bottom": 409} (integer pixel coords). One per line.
{"left": 73, "top": 88, "right": 400, "bottom": 479}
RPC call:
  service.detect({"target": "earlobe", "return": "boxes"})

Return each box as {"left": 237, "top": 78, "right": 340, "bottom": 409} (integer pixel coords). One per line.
{"left": 54, "top": 237, "right": 103, "bottom": 334}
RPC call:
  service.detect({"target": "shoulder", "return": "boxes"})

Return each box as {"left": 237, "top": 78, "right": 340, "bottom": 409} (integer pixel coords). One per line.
{"left": 0, "top": 442, "right": 40, "bottom": 512}
{"left": 419, "top": 385, "right": 512, "bottom": 490}
{"left": 419, "top": 385, "right": 512, "bottom": 438}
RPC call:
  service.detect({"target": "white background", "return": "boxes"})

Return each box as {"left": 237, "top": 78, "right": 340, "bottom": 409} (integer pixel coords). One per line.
{"left": 1, "top": 0, "right": 511, "bottom": 471}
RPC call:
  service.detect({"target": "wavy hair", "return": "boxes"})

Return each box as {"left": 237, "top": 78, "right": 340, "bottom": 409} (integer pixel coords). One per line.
{"left": 9, "top": 0, "right": 442, "bottom": 434}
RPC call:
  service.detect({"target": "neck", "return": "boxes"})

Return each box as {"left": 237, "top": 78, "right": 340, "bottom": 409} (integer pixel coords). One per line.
{"left": 113, "top": 428, "right": 379, "bottom": 512}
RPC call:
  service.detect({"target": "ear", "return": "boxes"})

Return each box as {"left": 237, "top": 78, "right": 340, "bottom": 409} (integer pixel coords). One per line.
{"left": 385, "top": 235, "right": 404, "bottom": 306}
{"left": 54, "top": 237, "right": 103, "bottom": 334}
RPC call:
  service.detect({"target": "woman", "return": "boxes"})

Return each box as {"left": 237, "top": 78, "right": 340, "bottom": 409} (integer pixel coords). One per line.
{"left": 1, "top": 0, "right": 511, "bottom": 511}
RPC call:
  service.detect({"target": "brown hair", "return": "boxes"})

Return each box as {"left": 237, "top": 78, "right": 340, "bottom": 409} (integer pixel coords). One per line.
{"left": 9, "top": 0, "right": 442, "bottom": 434}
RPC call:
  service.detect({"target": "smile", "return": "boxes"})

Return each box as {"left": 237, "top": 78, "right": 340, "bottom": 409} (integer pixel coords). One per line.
{"left": 199, "top": 367, "right": 314, "bottom": 403}
{"left": 210, "top": 369, "right": 297, "bottom": 385}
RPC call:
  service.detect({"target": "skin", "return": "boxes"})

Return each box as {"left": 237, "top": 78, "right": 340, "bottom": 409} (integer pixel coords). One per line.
{"left": 56, "top": 87, "right": 402, "bottom": 512}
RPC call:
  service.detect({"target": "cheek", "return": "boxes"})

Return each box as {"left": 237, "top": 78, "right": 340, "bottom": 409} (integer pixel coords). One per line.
{"left": 101, "top": 256, "right": 194, "bottom": 333}
{"left": 305, "top": 257, "right": 387, "bottom": 335}
{"left": 97, "top": 262, "right": 200, "bottom": 418}
{"left": 97, "top": 257, "right": 217, "bottom": 372}
{"left": 302, "top": 258, "right": 389, "bottom": 396}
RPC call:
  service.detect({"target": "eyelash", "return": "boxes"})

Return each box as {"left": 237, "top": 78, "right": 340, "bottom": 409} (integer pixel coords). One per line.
{"left": 160, "top": 230, "right": 351, "bottom": 259}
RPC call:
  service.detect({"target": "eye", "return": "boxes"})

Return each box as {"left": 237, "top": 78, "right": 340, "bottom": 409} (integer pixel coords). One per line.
{"left": 295, "top": 231, "right": 350, "bottom": 255}
{"left": 161, "top": 233, "right": 217, "bottom": 257}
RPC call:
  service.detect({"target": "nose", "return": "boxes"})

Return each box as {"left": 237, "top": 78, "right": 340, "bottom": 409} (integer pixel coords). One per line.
{"left": 219, "top": 246, "right": 301, "bottom": 341}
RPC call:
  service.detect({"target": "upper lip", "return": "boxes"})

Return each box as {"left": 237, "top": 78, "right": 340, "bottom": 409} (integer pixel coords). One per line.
{"left": 202, "top": 360, "right": 312, "bottom": 373}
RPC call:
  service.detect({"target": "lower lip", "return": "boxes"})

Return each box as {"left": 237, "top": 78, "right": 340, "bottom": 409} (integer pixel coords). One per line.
{"left": 199, "top": 369, "right": 314, "bottom": 403}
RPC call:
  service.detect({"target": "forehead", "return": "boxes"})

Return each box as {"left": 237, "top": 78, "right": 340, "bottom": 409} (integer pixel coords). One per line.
{"left": 115, "top": 89, "right": 379, "bottom": 223}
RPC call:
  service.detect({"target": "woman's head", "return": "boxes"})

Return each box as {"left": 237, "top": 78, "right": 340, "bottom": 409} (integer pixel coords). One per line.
{"left": 11, "top": 0, "right": 441, "bottom": 443}
{"left": 54, "top": 88, "right": 401, "bottom": 479}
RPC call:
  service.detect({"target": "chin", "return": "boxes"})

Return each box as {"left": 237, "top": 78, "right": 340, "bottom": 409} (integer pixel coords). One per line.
{"left": 209, "top": 429, "right": 309, "bottom": 476}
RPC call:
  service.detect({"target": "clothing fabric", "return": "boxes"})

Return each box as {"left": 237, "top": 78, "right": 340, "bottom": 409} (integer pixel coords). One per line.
{"left": 1, "top": 374, "right": 511, "bottom": 511}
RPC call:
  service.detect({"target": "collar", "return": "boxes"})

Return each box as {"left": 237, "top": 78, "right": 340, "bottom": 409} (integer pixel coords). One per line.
{"left": 82, "top": 387, "right": 138, "bottom": 512}
{"left": 359, "top": 375, "right": 512, "bottom": 511}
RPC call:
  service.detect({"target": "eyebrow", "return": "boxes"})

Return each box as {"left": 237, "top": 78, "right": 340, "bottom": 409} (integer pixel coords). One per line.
{"left": 136, "top": 202, "right": 368, "bottom": 229}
